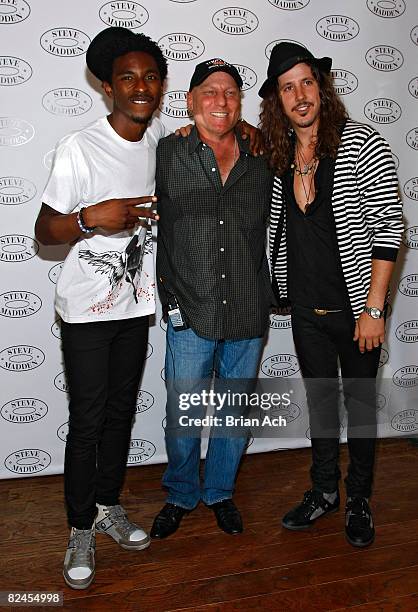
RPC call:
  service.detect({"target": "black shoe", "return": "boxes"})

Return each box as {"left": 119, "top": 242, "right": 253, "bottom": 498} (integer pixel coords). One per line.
{"left": 345, "top": 497, "right": 375, "bottom": 548}
{"left": 150, "top": 503, "right": 189, "bottom": 539}
{"left": 209, "top": 499, "right": 243, "bottom": 535}
{"left": 282, "top": 489, "right": 340, "bottom": 530}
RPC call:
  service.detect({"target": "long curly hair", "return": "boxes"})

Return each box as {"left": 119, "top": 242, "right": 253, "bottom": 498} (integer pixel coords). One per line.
{"left": 259, "top": 64, "right": 348, "bottom": 176}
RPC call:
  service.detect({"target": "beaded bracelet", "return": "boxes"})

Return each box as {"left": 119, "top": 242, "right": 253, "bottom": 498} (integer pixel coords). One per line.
{"left": 76, "top": 207, "right": 96, "bottom": 234}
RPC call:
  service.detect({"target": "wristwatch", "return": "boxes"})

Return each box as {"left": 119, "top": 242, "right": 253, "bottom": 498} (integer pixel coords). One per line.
{"left": 363, "top": 305, "right": 384, "bottom": 319}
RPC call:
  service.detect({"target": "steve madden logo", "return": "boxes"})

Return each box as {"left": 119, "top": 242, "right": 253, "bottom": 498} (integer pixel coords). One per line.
{"left": 54, "top": 370, "right": 69, "bottom": 393}
{"left": 99, "top": 2, "right": 148, "bottom": 29}
{"left": 404, "top": 177, "right": 418, "bottom": 201}
{"left": 269, "top": 401, "right": 301, "bottom": 423}
{"left": 146, "top": 342, "right": 153, "bottom": 359}
{"left": 40, "top": 28, "right": 90, "bottom": 57}
{"left": 395, "top": 320, "right": 418, "bottom": 343}
{"left": 399, "top": 274, "right": 418, "bottom": 297}
{"left": 136, "top": 389, "right": 155, "bottom": 413}
{"left": 212, "top": 7, "right": 259, "bottom": 35}
{"left": 0, "top": 235, "right": 39, "bottom": 262}
{"left": 412, "top": 26, "right": 418, "bottom": 46}
{"left": 169, "top": 0, "right": 197, "bottom": 2}
{"left": 403, "top": 226, "right": 418, "bottom": 249}
{"left": 376, "top": 393, "right": 386, "bottom": 412}
{"left": 57, "top": 421, "right": 68, "bottom": 442}
{"left": 365, "top": 46, "right": 403, "bottom": 71}
{"left": 43, "top": 149, "right": 55, "bottom": 170}
{"left": 0, "top": 117, "right": 34, "bottom": 146}
{"left": 379, "top": 347, "right": 389, "bottom": 368}
{"left": 0, "top": 0, "right": 30, "bottom": 24}
{"left": 0, "top": 345, "right": 45, "bottom": 372}
{"left": 5, "top": 449, "right": 51, "bottom": 475}
{"left": 159, "top": 91, "right": 189, "bottom": 118}
{"left": 48, "top": 262, "right": 64, "bottom": 284}
{"left": 267, "top": 0, "right": 309, "bottom": 9}
{"left": 1, "top": 398, "right": 48, "bottom": 423}
{"left": 367, "top": 0, "right": 405, "bottom": 18}
{"left": 0, "top": 291, "right": 42, "bottom": 318}
{"left": 0, "top": 176, "right": 36, "bottom": 205}
{"left": 51, "top": 320, "right": 61, "bottom": 339}
{"left": 0, "top": 56, "right": 32, "bottom": 85}
{"left": 409, "top": 77, "right": 418, "bottom": 99}
{"left": 269, "top": 307, "right": 291, "bottom": 330}
{"left": 127, "top": 439, "right": 156, "bottom": 464}
{"left": 364, "top": 98, "right": 401, "bottom": 124}
{"left": 406, "top": 128, "right": 418, "bottom": 151}
{"left": 265, "top": 39, "right": 305, "bottom": 59}
{"left": 234, "top": 64, "right": 257, "bottom": 90}
{"left": 391, "top": 409, "right": 418, "bottom": 433}
{"left": 392, "top": 153, "right": 399, "bottom": 170}
{"left": 261, "top": 354, "right": 300, "bottom": 378}
{"left": 393, "top": 365, "right": 418, "bottom": 388}
{"left": 42, "top": 88, "right": 92, "bottom": 117}
{"left": 158, "top": 33, "right": 204, "bottom": 61}
{"left": 331, "top": 69, "right": 358, "bottom": 95}
{"left": 316, "top": 15, "right": 359, "bottom": 42}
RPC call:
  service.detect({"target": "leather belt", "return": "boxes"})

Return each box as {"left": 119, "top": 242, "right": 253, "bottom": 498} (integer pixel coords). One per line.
{"left": 313, "top": 308, "right": 343, "bottom": 316}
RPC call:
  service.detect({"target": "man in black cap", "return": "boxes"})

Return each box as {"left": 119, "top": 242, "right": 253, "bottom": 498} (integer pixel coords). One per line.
{"left": 258, "top": 42, "right": 403, "bottom": 547}
{"left": 150, "top": 58, "right": 274, "bottom": 539}
{"left": 36, "top": 26, "right": 168, "bottom": 589}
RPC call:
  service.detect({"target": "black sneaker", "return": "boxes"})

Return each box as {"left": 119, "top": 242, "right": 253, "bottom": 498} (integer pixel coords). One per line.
{"left": 282, "top": 489, "right": 340, "bottom": 530}
{"left": 345, "top": 497, "right": 375, "bottom": 548}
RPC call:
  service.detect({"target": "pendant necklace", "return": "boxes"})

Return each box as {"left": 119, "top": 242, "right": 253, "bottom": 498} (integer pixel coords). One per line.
{"left": 295, "top": 147, "right": 317, "bottom": 211}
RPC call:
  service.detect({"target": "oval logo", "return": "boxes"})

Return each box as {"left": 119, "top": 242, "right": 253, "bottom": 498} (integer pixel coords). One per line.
{"left": 170, "top": 0, "right": 197, "bottom": 2}
{"left": 0, "top": 117, "right": 34, "bottom": 146}
{"left": 398, "top": 274, "right": 418, "bottom": 297}
{"left": 127, "top": 439, "right": 156, "bottom": 464}
{"left": 57, "top": 421, "right": 68, "bottom": 442}
{"left": 48, "top": 262, "right": 64, "bottom": 284}
{"left": 391, "top": 409, "right": 418, "bottom": 433}
{"left": 365, "top": 45, "right": 403, "bottom": 71}
{"left": 54, "top": 371, "right": 69, "bottom": 392}
{"left": 212, "top": 7, "right": 259, "bottom": 35}
{"left": 379, "top": 347, "right": 389, "bottom": 368}
{"left": 1, "top": 398, "right": 48, "bottom": 423}
{"left": 0, "top": 235, "right": 39, "bottom": 262}
{"left": 316, "top": 15, "right": 359, "bottom": 42}
{"left": 159, "top": 90, "right": 189, "bottom": 119}
{"left": 393, "top": 365, "right": 418, "bottom": 388}
{"left": 269, "top": 401, "right": 301, "bottom": 423}
{"left": 158, "top": 33, "right": 204, "bottom": 61}
{"left": 40, "top": 28, "right": 90, "bottom": 57}
{"left": 0, "top": 345, "right": 45, "bottom": 372}
{"left": 0, "top": 56, "right": 32, "bottom": 85}
{"left": 43, "top": 149, "right": 55, "bottom": 170}
{"left": 0, "top": 291, "right": 42, "bottom": 318}
{"left": 42, "top": 88, "right": 92, "bottom": 117}
{"left": 331, "top": 68, "right": 358, "bottom": 95}
{"left": 146, "top": 342, "right": 153, "bottom": 359}
{"left": 408, "top": 77, "right": 418, "bottom": 99}
{"left": 233, "top": 64, "right": 257, "bottom": 91}
{"left": 404, "top": 177, "right": 418, "bottom": 201}
{"left": 51, "top": 320, "right": 61, "bottom": 339}
{"left": 376, "top": 393, "right": 386, "bottom": 412}
{"left": 367, "top": 0, "right": 405, "bottom": 18}
{"left": 159, "top": 315, "right": 167, "bottom": 332}
{"left": 392, "top": 153, "right": 399, "bottom": 170}
{"left": 267, "top": 0, "right": 309, "bottom": 9}
{"left": 265, "top": 39, "right": 306, "bottom": 59}
{"left": 99, "top": 2, "right": 148, "bottom": 29}
{"left": 0, "top": 0, "right": 30, "bottom": 24}
{"left": 5, "top": 449, "right": 51, "bottom": 474}
{"left": 412, "top": 26, "right": 418, "bottom": 46}
{"left": 0, "top": 176, "right": 36, "bottom": 205}
{"left": 403, "top": 226, "right": 418, "bottom": 249}
{"left": 269, "top": 307, "right": 291, "bottom": 330}
{"left": 395, "top": 320, "right": 418, "bottom": 343}
{"left": 261, "top": 354, "right": 300, "bottom": 378}
{"left": 136, "top": 389, "right": 155, "bottom": 413}
{"left": 364, "top": 98, "right": 401, "bottom": 124}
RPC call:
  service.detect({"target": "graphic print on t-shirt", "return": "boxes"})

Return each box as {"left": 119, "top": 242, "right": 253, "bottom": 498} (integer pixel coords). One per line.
{"left": 79, "top": 249, "right": 124, "bottom": 289}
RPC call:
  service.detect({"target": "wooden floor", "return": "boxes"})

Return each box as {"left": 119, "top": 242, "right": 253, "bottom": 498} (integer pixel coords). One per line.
{"left": 2, "top": 438, "right": 418, "bottom": 611}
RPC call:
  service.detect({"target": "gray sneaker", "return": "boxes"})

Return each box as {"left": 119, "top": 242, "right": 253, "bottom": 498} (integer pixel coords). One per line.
{"left": 95, "top": 504, "right": 150, "bottom": 550}
{"left": 63, "top": 526, "right": 95, "bottom": 590}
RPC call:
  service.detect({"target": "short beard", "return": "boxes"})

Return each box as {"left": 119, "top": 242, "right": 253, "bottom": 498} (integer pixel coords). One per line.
{"left": 129, "top": 113, "right": 150, "bottom": 125}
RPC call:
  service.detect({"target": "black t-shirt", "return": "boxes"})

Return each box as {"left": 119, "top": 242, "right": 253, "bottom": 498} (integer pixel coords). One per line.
{"left": 283, "top": 156, "right": 350, "bottom": 310}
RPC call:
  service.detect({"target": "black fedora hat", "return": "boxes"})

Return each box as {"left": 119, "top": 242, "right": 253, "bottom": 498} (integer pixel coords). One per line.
{"left": 258, "top": 42, "right": 332, "bottom": 98}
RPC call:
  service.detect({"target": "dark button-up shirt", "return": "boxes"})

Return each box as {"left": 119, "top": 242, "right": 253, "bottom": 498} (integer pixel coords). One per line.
{"left": 283, "top": 157, "right": 350, "bottom": 309}
{"left": 156, "top": 127, "right": 274, "bottom": 340}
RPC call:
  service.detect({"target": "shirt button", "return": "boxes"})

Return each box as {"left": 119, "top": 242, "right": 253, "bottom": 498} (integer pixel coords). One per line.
{"left": 219, "top": 220, "right": 224, "bottom": 225}
{"left": 223, "top": 300, "right": 227, "bottom": 304}
{"left": 220, "top": 247, "right": 225, "bottom": 252}
{"left": 221, "top": 274, "right": 226, "bottom": 279}
{"left": 211, "top": 167, "right": 216, "bottom": 172}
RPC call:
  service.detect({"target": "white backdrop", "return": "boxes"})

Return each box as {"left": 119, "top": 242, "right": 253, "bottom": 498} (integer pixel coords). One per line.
{"left": 1, "top": 0, "right": 417, "bottom": 479}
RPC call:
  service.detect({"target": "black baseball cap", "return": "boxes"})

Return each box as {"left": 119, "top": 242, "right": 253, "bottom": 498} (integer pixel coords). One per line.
{"left": 189, "top": 58, "right": 243, "bottom": 91}
{"left": 258, "top": 42, "right": 332, "bottom": 98}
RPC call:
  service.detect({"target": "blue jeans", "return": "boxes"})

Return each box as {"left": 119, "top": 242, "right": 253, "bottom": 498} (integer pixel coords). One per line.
{"left": 163, "top": 321, "right": 264, "bottom": 509}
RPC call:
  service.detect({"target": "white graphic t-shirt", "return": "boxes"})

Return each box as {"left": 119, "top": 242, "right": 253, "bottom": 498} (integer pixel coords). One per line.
{"left": 42, "top": 116, "right": 169, "bottom": 323}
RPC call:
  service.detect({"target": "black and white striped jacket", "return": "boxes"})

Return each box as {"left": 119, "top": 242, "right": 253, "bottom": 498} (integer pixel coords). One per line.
{"left": 270, "top": 119, "right": 404, "bottom": 319}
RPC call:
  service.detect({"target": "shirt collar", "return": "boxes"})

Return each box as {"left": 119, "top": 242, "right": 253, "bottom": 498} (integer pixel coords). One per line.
{"left": 187, "top": 125, "right": 252, "bottom": 156}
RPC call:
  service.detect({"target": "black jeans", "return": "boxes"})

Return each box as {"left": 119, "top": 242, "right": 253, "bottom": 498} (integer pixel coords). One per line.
{"left": 61, "top": 316, "right": 149, "bottom": 529}
{"left": 291, "top": 305, "right": 381, "bottom": 498}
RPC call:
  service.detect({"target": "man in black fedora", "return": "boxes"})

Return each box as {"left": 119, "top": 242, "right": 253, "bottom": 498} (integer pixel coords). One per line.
{"left": 258, "top": 42, "right": 403, "bottom": 546}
